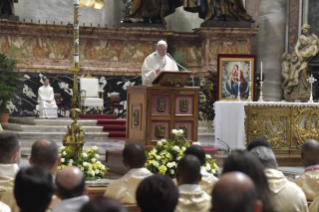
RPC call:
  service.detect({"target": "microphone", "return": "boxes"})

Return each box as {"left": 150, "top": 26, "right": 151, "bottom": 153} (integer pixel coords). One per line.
{"left": 166, "top": 53, "right": 195, "bottom": 87}
{"left": 217, "top": 138, "right": 231, "bottom": 153}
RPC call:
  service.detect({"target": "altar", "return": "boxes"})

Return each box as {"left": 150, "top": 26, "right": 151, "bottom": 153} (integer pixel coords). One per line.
{"left": 215, "top": 101, "right": 319, "bottom": 153}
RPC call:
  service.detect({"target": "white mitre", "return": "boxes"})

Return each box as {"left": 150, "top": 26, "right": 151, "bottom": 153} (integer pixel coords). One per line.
{"left": 157, "top": 40, "right": 167, "bottom": 46}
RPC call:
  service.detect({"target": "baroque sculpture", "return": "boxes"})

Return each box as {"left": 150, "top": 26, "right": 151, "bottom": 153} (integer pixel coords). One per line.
{"left": 183, "top": 0, "right": 255, "bottom": 22}
{"left": 282, "top": 24, "right": 319, "bottom": 101}
{"left": 123, "top": 0, "right": 182, "bottom": 24}
{"left": 0, "top": 0, "right": 17, "bottom": 16}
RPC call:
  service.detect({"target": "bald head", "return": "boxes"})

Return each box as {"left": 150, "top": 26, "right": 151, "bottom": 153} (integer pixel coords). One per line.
{"left": 30, "top": 139, "right": 59, "bottom": 173}
{"left": 123, "top": 143, "right": 146, "bottom": 168}
{"left": 301, "top": 139, "right": 319, "bottom": 167}
{"left": 212, "top": 172, "right": 261, "bottom": 212}
{"left": 56, "top": 166, "right": 86, "bottom": 200}
{"left": 176, "top": 155, "right": 201, "bottom": 185}
{"left": 184, "top": 145, "right": 206, "bottom": 166}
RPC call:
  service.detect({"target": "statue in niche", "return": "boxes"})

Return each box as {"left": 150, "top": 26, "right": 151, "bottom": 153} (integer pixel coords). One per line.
{"left": 157, "top": 97, "right": 166, "bottom": 112}
{"left": 281, "top": 51, "right": 291, "bottom": 92}
{"left": 155, "top": 125, "right": 165, "bottom": 138}
{"left": 0, "top": 0, "right": 18, "bottom": 16}
{"left": 283, "top": 24, "right": 319, "bottom": 100}
{"left": 123, "top": 0, "right": 182, "bottom": 24}
{"left": 182, "top": 0, "right": 255, "bottom": 22}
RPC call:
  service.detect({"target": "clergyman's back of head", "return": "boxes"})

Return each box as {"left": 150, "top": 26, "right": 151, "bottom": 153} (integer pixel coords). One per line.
{"left": 56, "top": 166, "right": 86, "bottom": 200}
{"left": 247, "top": 138, "right": 270, "bottom": 151}
{"left": 31, "top": 139, "right": 59, "bottom": 170}
{"left": 0, "top": 132, "right": 20, "bottom": 164}
{"left": 212, "top": 172, "right": 261, "bottom": 212}
{"left": 136, "top": 174, "right": 179, "bottom": 212}
{"left": 123, "top": 142, "right": 146, "bottom": 168}
{"left": 250, "top": 146, "right": 277, "bottom": 169}
{"left": 177, "top": 154, "right": 201, "bottom": 184}
{"left": 184, "top": 145, "right": 206, "bottom": 166}
{"left": 14, "top": 166, "right": 54, "bottom": 212}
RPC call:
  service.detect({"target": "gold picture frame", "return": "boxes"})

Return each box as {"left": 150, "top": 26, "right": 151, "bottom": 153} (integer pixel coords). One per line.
{"left": 217, "top": 54, "right": 256, "bottom": 101}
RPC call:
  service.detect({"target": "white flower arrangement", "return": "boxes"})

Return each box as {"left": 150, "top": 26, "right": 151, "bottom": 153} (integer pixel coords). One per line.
{"left": 145, "top": 129, "right": 219, "bottom": 178}
{"left": 58, "top": 146, "right": 108, "bottom": 181}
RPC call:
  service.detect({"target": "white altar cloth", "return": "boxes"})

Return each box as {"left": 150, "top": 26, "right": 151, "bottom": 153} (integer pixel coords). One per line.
{"left": 214, "top": 101, "right": 246, "bottom": 150}
{"left": 214, "top": 101, "right": 319, "bottom": 150}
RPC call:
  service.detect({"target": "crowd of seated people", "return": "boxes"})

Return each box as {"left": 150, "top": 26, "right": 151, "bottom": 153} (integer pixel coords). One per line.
{"left": 1, "top": 131, "right": 319, "bottom": 212}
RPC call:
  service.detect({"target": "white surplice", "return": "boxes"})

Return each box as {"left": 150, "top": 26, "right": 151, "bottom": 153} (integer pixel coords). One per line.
{"left": 104, "top": 168, "right": 153, "bottom": 204}
{"left": 0, "top": 201, "right": 11, "bottom": 212}
{"left": 38, "top": 85, "right": 58, "bottom": 119}
{"left": 0, "top": 164, "right": 19, "bottom": 199}
{"left": 141, "top": 51, "right": 179, "bottom": 85}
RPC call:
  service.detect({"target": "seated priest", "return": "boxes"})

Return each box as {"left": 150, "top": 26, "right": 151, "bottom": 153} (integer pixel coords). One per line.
{"left": 251, "top": 146, "right": 308, "bottom": 212}
{"left": 0, "top": 132, "right": 20, "bottom": 199}
{"left": 38, "top": 78, "right": 58, "bottom": 119}
{"left": 104, "top": 143, "right": 153, "bottom": 203}
{"left": 293, "top": 139, "right": 319, "bottom": 201}
{"left": 141, "top": 40, "right": 178, "bottom": 85}
{"left": 175, "top": 155, "right": 211, "bottom": 212}
{"left": 184, "top": 145, "right": 218, "bottom": 195}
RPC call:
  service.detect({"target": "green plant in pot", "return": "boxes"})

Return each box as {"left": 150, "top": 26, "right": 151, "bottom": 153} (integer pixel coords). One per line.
{"left": 0, "top": 53, "right": 24, "bottom": 123}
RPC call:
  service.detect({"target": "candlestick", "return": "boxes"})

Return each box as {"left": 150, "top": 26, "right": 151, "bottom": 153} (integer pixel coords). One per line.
{"left": 261, "top": 62, "right": 263, "bottom": 81}
{"left": 307, "top": 74, "right": 317, "bottom": 103}
{"left": 247, "top": 61, "right": 252, "bottom": 102}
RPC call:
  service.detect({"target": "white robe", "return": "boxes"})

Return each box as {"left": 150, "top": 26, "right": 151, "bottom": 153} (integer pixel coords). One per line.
{"left": 0, "top": 201, "right": 11, "bottom": 212}
{"left": 141, "top": 51, "right": 179, "bottom": 85}
{"left": 104, "top": 168, "right": 153, "bottom": 204}
{"left": 0, "top": 164, "right": 19, "bottom": 199}
{"left": 38, "top": 85, "right": 58, "bottom": 119}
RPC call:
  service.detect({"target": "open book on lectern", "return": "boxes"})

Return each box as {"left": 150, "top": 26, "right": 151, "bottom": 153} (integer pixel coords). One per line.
{"left": 152, "top": 71, "right": 192, "bottom": 87}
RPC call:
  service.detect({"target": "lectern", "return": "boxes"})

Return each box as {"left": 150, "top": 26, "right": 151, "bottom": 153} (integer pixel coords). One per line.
{"left": 126, "top": 71, "right": 199, "bottom": 150}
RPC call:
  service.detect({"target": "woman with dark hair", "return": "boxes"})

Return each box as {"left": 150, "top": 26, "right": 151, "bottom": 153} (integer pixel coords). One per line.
{"left": 222, "top": 151, "right": 275, "bottom": 212}
{"left": 136, "top": 174, "right": 179, "bottom": 212}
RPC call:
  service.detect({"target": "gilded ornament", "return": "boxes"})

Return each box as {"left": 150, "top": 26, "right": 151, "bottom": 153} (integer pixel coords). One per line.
{"left": 180, "top": 99, "right": 189, "bottom": 112}
{"left": 157, "top": 98, "right": 166, "bottom": 112}
{"left": 155, "top": 125, "right": 165, "bottom": 138}
{"left": 133, "top": 109, "right": 139, "bottom": 125}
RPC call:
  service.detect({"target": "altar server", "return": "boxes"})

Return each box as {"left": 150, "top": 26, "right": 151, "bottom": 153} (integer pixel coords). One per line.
{"left": 251, "top": 146, "right": 308, "bottom": 212}
{"left": 104, "top": 143, "right": 152, "bottom": 203}
{"left": 184, "top": 145, "right": 218, "bottom": 195}
{"left": 175, "top": 155, "right": 211, "bottom": 212}
{"left": 0, "top": 132, "right": 20, "bottom": 199}
{"left": 141, "top": 40, "right": 178, "bottom": 85}
{"left": 293, "top": 139, "right": 319, "bottom": 201}
{"left": 38, "top": 78, "right": 58, "bottom": 119}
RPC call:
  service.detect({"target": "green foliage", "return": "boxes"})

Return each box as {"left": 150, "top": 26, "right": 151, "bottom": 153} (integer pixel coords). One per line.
{"left": 0, "top": 53, "right": 24, "bottom": 113}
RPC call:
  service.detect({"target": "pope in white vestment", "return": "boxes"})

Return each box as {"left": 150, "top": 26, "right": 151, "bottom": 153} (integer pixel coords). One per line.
{"left": 141, "top": 40, "right": 179, "bottom": 85}
{"left": 38, "top": 78, "right": 58, "bottom": 119}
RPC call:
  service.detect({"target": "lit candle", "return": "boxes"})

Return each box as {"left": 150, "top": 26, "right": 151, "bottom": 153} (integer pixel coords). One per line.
{"left": 261, "top": 62, "right": 263, "bottom": 81}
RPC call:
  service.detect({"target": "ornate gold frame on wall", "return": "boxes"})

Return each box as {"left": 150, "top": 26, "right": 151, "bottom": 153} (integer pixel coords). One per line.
{"left": 217, "top": 54, "right": 256, "bottom": 101}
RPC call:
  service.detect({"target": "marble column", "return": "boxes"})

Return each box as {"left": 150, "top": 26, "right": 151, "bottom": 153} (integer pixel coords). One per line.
{"left": 308, "top": 0, "right": 319, "bottom": 37}
{"left": 258, "top": 0, "right": 287, "bottom": 101}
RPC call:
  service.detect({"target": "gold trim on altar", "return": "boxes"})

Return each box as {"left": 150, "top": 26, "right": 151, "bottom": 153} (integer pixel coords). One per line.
{"left": 245, "top": 104, "right": 319, "bottom": 154}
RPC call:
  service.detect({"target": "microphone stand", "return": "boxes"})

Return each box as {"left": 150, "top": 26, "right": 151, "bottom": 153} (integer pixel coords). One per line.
{"left": 217, "top": 138, "right": 231, "bottom": 153}
{"left": 166, "top": 53, "right": 195, "bottom": 87}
